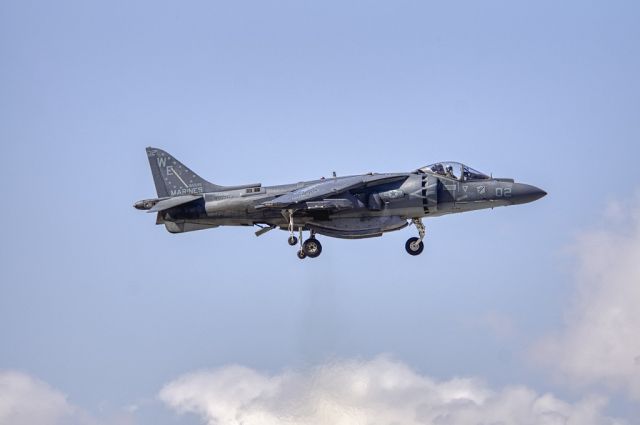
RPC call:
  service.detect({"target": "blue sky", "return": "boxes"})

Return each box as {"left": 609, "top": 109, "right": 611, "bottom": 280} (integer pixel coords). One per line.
{"left": 1, "top": 1, "right": 639, "bottom": 424}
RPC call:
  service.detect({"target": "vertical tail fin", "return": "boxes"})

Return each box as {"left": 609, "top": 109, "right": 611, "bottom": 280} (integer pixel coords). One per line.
{"left": 146, "top": 147, "right": 222, "bottom": 197}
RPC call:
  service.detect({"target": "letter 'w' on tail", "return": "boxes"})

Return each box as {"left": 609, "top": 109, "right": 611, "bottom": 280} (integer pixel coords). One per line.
{"left": 146, "top": 147, "right": 222, "bottom": 197}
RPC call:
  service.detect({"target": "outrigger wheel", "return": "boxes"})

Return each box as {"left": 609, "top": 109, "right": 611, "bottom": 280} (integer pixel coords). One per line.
{"left": 297, "top": 250, "right": 307, "bottom": 259}
{"left": 302, "top": 238, "right": 323, "bottom": 258}
{"left": 288, "top": 235, "right": 298, "bottom": 246}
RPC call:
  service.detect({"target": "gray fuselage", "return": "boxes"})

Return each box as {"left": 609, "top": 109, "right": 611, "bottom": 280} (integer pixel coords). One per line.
{"left": 154, "top": 172, "right": 545, "bottom": 238}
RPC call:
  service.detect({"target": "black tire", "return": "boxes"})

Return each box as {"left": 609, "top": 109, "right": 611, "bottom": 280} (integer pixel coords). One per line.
{"left": 297, "top": 250, "right": 307, "bottom": 259}
{"left": 303, "top": 238, "right": 323, "bottom": 258}
{"left": 288, "top": 236, "right": 298, "bottom": 246}
{"left": 405, "top": 237, "right": 424, "bottom": 256}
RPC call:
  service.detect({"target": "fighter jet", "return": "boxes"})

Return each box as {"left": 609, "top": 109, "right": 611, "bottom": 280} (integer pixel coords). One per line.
{"left": 134, "top": 147, "right": 546, "bottom": 259}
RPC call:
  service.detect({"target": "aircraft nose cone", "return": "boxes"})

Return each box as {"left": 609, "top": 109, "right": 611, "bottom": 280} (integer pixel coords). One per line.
{"left": 511, "top": 183, "right": 547, "bottom": 205}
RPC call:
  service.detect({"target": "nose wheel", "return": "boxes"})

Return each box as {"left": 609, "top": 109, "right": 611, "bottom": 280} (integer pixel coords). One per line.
{"left": 405, "top": 218, "right": 426, "bottom": 256}
{"left": 405, "top": 237, "right": 424, "bottom": 255}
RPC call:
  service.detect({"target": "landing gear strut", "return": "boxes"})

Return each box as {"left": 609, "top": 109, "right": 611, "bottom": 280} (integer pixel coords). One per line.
{"left": 405, "top": 218, "right": 425, "bottom": 256}
{"left": 286, "top": 209, "right": 298, "bottom": 245}
{"left": 296, "top": 227, "right": 305, "bottom": 258}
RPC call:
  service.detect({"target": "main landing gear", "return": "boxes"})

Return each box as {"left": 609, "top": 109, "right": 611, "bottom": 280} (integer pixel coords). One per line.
{"left": 286, "top": 210, "right": 298, "bottom": 245}
{"left": 294, "top": 233, "right": 323, "bottom": 260}
{"left": 285, "top": 210, "right": 323, "bottom": 259}
{"left": 405, "top": 218, "right": 426, "bottom": 256}
{"left": 301, "top": 237, "right": 322, "bottom": 258}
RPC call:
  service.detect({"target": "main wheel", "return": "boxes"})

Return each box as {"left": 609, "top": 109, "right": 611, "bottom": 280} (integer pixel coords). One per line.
{"left": 405, "top": 237, "right": 424, "bottom": 256}
{"left": 288, "top": 235, "right": 298, "bottom": 246}
{"left": 297, "top": 250, "right": 307, "bottom": 259}
{"left": 302, "top": 238, "right": 323, "bottom": 258}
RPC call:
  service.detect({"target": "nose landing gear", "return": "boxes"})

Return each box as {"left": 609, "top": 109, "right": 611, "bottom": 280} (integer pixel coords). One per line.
{"left": 405, "top": 218, "right": 425, "bottom": 256}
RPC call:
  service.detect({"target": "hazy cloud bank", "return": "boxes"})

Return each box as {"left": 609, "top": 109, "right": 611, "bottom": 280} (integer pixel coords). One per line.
{"left": 0, "top": 371, "right": 75, "bottom": 425}
{"left": 536, "top": 204, "right": 640, "bottom": 400}
{"left": 159, "top": 356, "right": 622, "bottom": 425}
{"left": 0, "top": 370, "right": 136, "bottom": 425}
{"left": 1, "top": 359, "right": 624, "bottom": 425}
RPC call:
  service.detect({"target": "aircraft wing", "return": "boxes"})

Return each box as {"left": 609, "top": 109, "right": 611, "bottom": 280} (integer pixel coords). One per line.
{"left": 259, "top": 174, "right": 408, "bottom": 208}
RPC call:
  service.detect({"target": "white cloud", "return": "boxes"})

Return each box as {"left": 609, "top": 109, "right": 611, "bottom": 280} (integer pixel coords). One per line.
{"left": 536, "top": 205, "right": 640, "bottom": 400}
{"left": 159, "top": 356, "right": 622, "bottom": 425}
{"left": 0, "top": 370, "right": 75, "bottom": 425}
{"left": 0, "top": 371, "right": 137, "bottom": 425}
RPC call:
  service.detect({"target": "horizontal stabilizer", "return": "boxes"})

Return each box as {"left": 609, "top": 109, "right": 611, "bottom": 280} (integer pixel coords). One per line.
{"left": 147, "top": 195, "right": 201, "bottom": 213}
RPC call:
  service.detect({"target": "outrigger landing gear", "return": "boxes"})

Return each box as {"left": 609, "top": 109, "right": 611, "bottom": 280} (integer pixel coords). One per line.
{"left": 405, "top": 218, "right": 426, "bottom": 256}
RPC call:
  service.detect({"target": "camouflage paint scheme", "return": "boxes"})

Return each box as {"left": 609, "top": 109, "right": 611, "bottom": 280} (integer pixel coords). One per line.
{"left": 135, "top": 148, "right": 546, "bottom": 258}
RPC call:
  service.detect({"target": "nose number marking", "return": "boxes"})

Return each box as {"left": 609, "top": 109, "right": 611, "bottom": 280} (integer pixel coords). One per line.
{"left": 495, "top": 188, "right": 512, "bottom": 197}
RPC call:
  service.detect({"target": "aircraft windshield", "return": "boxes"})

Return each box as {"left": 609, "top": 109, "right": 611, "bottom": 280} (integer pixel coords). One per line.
{"left": 462, "top": 165, "right": 490, "bottom": 181}
{"left": 419, "top": 162, "right": 490, "bottom": 181}
{"left": 419, "top": 162, "right": 462, "bottom": 180}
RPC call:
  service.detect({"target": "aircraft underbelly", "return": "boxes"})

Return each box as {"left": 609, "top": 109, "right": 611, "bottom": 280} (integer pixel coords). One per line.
{"left": 307, "top": 216, "right": 408, "bottom": 239}
{"left": 164, "top": 221, "right": 219, "bottom": 234}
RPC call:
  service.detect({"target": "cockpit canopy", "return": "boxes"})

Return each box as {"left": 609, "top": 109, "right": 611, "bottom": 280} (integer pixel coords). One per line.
{"left": 418, "top": 162, "right": 490, "bottom": 181}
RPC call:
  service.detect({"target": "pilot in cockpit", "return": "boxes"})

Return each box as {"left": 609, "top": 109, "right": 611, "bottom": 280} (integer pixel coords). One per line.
{"left": 445, "top": 165, "right": 457, "bottom": 179}
{"left": 431, "top": 163, "right": 445, "bottom": 175}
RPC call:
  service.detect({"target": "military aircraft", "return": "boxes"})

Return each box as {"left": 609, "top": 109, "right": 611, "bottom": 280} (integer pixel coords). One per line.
{"left": 135, "top": 147, "right": 546, "bottom": 259}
